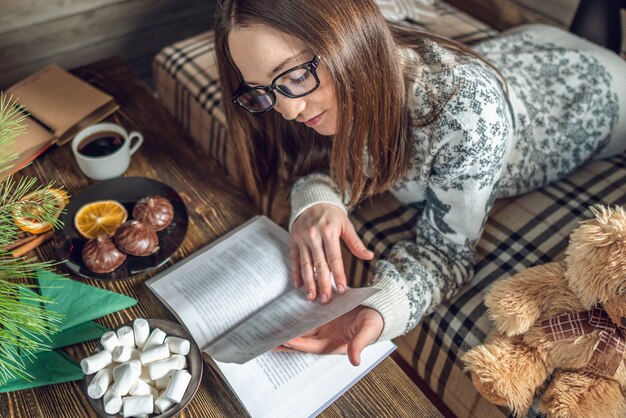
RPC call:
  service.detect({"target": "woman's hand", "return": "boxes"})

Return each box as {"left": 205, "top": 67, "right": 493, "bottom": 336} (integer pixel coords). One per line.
{"left": 277, "top": 306, "right": 384, "bottom": 366}
{"left": 290, "top": 204, "right": 374, "bottom": 303}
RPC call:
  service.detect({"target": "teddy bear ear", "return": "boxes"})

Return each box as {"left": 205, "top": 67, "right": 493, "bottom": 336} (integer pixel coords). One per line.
{"left": 573, "top": 205, "right": 626, "bottom": 248}
{"left": 565, "top": 205, "right": 626, "bottom": 307}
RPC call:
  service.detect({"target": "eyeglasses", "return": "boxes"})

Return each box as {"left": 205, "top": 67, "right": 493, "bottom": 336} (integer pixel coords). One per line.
{"left": 232, "top": 56, "right": 321, "bottom": 113}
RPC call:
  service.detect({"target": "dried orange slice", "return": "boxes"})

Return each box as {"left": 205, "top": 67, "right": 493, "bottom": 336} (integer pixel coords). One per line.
{"left": 74, "top": 200, "right": 128, "bottom": 239}
{"left": 13, "top": 187, "right": 70, "bottom": 234}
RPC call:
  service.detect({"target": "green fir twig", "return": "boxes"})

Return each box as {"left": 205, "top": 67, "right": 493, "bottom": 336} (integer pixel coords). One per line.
{"left": 0, "top": 93, "right": 26, "bottom": 177}
{"left": 0, "top": 93, "right": 66, "bottom": 385}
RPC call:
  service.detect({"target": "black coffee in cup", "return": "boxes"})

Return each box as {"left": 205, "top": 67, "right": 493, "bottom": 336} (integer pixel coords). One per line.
{"left": 78, "top": 132, "right": 124, "bottom": 157}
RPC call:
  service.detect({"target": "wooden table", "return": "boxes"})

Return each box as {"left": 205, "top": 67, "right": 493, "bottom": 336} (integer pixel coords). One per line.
{"left": 1, "top": 56, "right": 443, "bottom": 418}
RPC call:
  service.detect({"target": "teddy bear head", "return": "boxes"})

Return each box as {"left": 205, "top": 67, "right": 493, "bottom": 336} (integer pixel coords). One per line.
{"left": 564, "top": 205, "right": 626, "bottom": 329}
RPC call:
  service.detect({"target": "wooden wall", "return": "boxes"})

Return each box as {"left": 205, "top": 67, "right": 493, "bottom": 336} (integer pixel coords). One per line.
{"left": 0, "top": 0, "right": 216, "bottom": 89}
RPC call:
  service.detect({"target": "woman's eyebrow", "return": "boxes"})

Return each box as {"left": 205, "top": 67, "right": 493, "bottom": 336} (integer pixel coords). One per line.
{"left": 266, "top": 50, "right": 309, "bottom": 79}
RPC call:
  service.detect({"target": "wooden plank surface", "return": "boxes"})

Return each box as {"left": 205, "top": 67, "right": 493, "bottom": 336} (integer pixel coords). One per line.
{"left": 1, "top": 0, "right": 126, "bottom": 34}
{"left": 0, "top": 56, "right": 442, "bottom": 418}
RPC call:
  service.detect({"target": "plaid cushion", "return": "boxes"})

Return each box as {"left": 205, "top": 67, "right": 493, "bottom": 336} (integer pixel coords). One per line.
{"left": 153, "top": 33, "right": 231, "bottom": 176}
{"left": 153, "top": 2, "right": 624, "bottom": 417}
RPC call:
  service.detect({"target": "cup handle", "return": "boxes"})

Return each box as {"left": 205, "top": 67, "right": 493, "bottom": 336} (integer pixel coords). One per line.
{"left": 128, "top": 132, "right": 144, "bottom": 155}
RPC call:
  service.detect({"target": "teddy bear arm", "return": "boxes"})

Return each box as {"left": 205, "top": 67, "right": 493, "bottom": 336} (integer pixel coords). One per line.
{"left": 485, "top": 262, "right": 570, "bottom": 336}
{"left": 540, "top": 370, "right": 626, "bottom": 418}
{"left": 463, "top": 335, "right": 551, "bottom": 417}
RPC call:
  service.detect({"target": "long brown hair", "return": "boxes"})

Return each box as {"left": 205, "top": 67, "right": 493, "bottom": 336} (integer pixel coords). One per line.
{"left": 215, "top": 0, "right": 504, "bottom": 208}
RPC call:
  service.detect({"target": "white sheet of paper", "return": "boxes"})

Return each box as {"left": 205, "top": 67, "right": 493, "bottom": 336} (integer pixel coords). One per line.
{"left": 213, "top": 340, "right": 396, "bottom": 418}
{"left": 205, "top": 286, "right": 378, "bottom": 363}
{"left": 147, "top": 217, "right": 292, "bottom": 349}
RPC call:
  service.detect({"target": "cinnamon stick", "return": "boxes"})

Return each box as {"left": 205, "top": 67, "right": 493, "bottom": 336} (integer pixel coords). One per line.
{"left": 11, "top": 231, "right": 54, "bottom": 258}
{"left": 3, "top": 233, "right": 38, "bottom": 251}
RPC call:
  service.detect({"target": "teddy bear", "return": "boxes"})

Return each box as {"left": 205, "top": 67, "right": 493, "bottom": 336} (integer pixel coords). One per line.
{"left": 462, "top": 205, "right": 626, "bottom": 418}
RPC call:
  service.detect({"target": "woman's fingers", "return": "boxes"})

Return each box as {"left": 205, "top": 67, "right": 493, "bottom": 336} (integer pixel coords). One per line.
{"left": 272, "top": 345, "right": 293, "bottom": 352}
{"left": 323, "top": 234, "right": 347, "bottom": 294}
{"left": 347, "top": 308, "right": 384, "bottom": 366}
{"left": 290, "top": 242, "right": 303, "bottom": 289}
{"left": 298, "top": 244, "right": 316, "bottom": 301}
{"left": 291, "top": 204, "right": 373, "bottom": 303}
{"left": 347, "top": 325, "right": 376, "bottom": 366}
{"left": 283, "top": 336, "right": 343, "bottom": 355}
{"left": 342, "top": 220, "right": 374, "bottom": 261}
{"left": 275, "top": 326, "right": 321, "bottom": 352}
{"left": 310, "top": 243, "right": 332, "bottom": 304}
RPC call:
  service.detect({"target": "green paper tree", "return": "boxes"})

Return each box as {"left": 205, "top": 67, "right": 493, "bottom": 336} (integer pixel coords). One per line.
{"left": 0, "top": 93, "right": 66, "bottom": 384}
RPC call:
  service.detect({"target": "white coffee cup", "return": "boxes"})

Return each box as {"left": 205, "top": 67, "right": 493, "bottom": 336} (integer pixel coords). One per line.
{"left": 72, "top": 123, "right": 143, "bottom": 181}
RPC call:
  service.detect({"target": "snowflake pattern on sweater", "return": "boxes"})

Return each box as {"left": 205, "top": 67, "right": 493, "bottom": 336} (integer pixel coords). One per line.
{"left": 290, "top": 28, "right": 619, "bottom": 341}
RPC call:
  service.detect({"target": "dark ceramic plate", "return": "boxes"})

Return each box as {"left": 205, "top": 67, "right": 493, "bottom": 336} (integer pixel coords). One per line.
{"left": 83, "top": 318, "right": 203, "bottom": 418}
{"left": 53, "top": 177, "right": 188, "bottom": 280}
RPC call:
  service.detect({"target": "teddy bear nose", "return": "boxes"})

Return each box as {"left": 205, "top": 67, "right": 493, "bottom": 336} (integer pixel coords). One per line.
{"left": 622, "top": 318, "right": 626, "bottom": 327}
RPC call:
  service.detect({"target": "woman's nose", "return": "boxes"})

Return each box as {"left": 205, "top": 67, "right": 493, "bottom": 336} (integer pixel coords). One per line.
{"left": 274, "top": 95, "right": 306, "bottom": 121}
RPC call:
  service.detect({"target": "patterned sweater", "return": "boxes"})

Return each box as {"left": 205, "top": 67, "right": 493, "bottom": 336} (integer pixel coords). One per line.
{"left": 289, "top": 28, "right": 619, "bottom": 341}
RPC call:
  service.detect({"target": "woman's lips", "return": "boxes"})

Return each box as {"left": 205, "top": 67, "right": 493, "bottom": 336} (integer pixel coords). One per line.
{"left": 304, "top": 111, "right": 325, "bottom": 127}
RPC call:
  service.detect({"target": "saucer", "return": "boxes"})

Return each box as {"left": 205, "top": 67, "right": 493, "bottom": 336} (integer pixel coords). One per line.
{"left": 53, "top": 177, "right": 188, "bottom": 280}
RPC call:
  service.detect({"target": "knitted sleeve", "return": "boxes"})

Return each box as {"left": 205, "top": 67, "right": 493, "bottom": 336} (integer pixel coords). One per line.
{"left": 289, "top": 173, "right": 348, "bottom": 231}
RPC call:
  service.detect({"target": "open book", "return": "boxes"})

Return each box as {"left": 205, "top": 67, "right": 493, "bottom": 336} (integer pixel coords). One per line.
{"left": 146, "top": 216, "right": 395, "bottom": 417}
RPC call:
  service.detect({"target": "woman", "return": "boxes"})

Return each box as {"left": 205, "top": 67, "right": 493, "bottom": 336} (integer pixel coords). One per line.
{"left": 214, "top": 0, "right": 626, "bottom": 365}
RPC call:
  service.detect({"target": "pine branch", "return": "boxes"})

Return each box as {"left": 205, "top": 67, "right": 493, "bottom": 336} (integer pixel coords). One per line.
{"left": 0, "top": 177, "right": 66, "bottom": 249}
{"left": 0, "top": 95, "right": 65, "bottom": 249}
{"left": 0, "top": 93, "right": 66, "bottom": 385}
{"left": 0, "top": 275, "right": 63, "bottom": 384}
{"left": 0, "top": 93, "right": 26, "bottom": 177}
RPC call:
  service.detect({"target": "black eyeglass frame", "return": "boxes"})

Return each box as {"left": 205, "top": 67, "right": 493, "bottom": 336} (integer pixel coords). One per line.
{"left": 232, "top": 56, "right": 321, "bottom": 113}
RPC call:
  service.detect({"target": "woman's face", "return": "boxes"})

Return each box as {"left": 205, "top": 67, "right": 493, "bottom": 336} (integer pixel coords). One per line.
{"left": 228, "top": 24, "right": 338, "bottom": 136}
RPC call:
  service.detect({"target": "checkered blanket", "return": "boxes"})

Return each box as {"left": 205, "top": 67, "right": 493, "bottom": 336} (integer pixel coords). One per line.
{"left": 153, "top": 2, "right": 625, "bottom": 417}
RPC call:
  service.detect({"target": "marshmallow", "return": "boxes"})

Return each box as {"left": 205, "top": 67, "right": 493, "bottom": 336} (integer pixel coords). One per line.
{"left": 122, "top": 394, "right": 153, "bottom": 417}
{"left": 148, "top": 355, "right": 185, "bottom": 380}
{"left": 116, "top": 326, "right": 135, "bottom": 347}
{"left": 130, "top": 378, "right": 159, "bottom": 399}
{"left": 103, "top": 386, "right": 122, "bottom": 415}
{"left": 87, "top": 367, "right": 111, "bottom": 399}
{"left": 139, "top": 343, "right": 170, "bottom": 365}
{"left": 112, "top": 346, "right": 139, "bottom": 363}
{"left": 100, "top": 331, "right": 121, "bottom": 353}
{"left": 142, "top": 328, "right": 166, "bottom": 351}
{"left": 133, "top": 318, "right": 150, "bottom": 348}
{"left": 172, "top": 354, "right": 186, "bottom": 369}
{"left": 80, "top": 350, "right": 112, "bottom": 375}
{"left": 154, "top": 370, "right": 174, "bottom": 389}
{"left": 155, "top": 392, "right": 175, "bottom": 414}
{"left": 139, "top": 364, "right": 153, "bottom": 383}
{"left": 113, "top": 359, "right": 142, "bottom": 381}
{"left": 165, "top": 336, "right": 190, "bottom": 355}
{"left": 111, "top": 362, "right": 141, "bottom": 396}
{"left": 164, "top": 369, "right": 192, "bottom": 403}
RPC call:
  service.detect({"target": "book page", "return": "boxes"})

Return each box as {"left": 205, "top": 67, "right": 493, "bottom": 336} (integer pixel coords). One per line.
{"left": 214, "top": 341, "right": 396, "bottom": 418}
{"left": 146, "top": 217, "right": 293, "bottom": 348}
{"left": 205, "top": 286, "right": 378, "bottom": 364}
